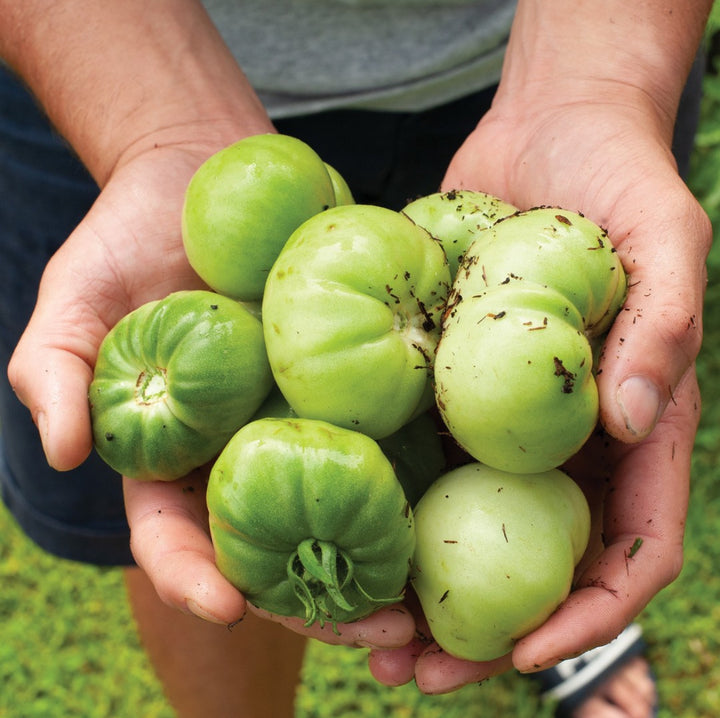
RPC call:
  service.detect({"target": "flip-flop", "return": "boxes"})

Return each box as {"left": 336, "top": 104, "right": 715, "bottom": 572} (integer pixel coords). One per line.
{"left": 529, "top": 623, "right": 657, "bottom": 717}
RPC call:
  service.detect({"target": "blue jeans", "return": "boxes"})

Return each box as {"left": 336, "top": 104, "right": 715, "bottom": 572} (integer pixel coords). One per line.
{"left": 0, "top": 51, "right": 704, "bottom": 566}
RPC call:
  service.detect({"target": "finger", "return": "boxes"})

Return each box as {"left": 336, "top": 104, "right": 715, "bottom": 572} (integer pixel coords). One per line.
{"left": 6, "top": 233, "right": 125, "bottom": 470}
{"left": 413, "top": 645, "right": 513, "bottom": 695}
{"left": 123, "top": 473, "right": 247, "bottom": 625}
{"left": 7, "top": 343, "right": 95, "bottom": 471}
{"left": 367, "top": 636, "right": 430, "bottom": 687}
{"left": 597, "top": 181, "right": 710, "bottom": 442}
{"left": 513, "top": 368, "right": 699, "bottom": 672}
{"left": 250, "top": 603, "right": 416, "bottom": 651}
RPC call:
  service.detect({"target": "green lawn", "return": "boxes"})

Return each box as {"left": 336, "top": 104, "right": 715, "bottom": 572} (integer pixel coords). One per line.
{"left": 4, "top": 19, "right": 720, "bottom": 718}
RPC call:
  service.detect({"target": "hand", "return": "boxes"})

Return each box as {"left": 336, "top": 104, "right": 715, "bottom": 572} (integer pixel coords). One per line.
{"left": 366, "top": 79, "right": 709, "bottom": 691}
{"left": 6, "top": 136, "right": 415, "bottom": 652}
{"left": 123, "top": 471, "right": 416, "bottom": 649}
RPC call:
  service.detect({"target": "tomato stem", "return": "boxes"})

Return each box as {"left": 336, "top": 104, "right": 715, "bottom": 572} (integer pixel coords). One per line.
{"left": 135, "top": 367, "right": 168, "bottom": 405}
{"left": 287, "top": 538, "right": 404, "bottom": 632}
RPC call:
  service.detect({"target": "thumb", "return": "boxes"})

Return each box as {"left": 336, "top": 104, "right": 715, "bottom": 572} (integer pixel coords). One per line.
{"left": 597, "top": 186, "right": 710, "bottom": 442}
{"left": 8, "top": 340, "right": 96, "bottom": 471}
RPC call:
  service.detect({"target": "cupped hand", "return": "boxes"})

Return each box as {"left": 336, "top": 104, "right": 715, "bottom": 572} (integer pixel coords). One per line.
{"left": 123, "top": 471, "right": 416, "bottom": 650}
{"left": 6, "top": 135, "right": 416, "bottom": 651}
{"left": 367, "top": 85, "right": 709, "bottom": 691}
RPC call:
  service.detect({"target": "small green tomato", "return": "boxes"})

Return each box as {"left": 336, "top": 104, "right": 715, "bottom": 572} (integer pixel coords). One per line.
{"left": 402, "top": 190, "right": 517, "bottom": 279}
{"left": 89, "top": 290, "right": 273, "bottom": 480}
{"left": 435, "top": 207, "right": 627, "bottom": 473}
{"left": 207, "top": 417, "right": 416, "bottom": 630}
{"left": 182, "top": 133, "right": 336, "bottom": 301}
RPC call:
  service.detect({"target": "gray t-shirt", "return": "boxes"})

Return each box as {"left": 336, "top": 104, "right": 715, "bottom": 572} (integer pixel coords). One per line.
{"left": 202, "top": 0, "right": 516, "bottom": 117}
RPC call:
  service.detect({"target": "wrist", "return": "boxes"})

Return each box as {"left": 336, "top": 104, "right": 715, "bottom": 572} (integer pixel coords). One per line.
{"left": 1, "top": 0, "right": 273, "bottom": 185}
{"left": 496, "top": 0, "right": 711, "bottom": 133}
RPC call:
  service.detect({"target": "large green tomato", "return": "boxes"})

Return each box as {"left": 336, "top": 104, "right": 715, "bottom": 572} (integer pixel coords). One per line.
{"left": 207, "top": 417, "right": 415, "bottom": 629}
{"left": 402, "top": 190, "right": 517, "bottom": 279}
{"left": 435, "top": 207, "right": 627, "bottom": 473}
{"left": 181, "top": 133, "right": 337, "bottom": 301}
{"left": 262, "top": 204, "right": 451, "bottom": 439}
{"left": 410, "top": 462, "right": 590, "bottom": 662}
{"left": 89, "top": 290, "right": 273, "bottom": 480}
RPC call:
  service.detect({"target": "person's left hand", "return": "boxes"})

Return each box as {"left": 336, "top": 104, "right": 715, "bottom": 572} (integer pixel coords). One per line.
{"left": 366, "top": 74, "right": 709, "bottom": 692}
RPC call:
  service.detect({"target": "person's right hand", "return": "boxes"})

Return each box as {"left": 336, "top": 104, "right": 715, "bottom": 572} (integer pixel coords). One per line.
{"left": 7, "top": 135, "right": 418, "bottom": 653}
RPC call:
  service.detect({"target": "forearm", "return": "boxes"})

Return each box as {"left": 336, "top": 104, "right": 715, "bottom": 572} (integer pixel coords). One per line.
{"left": 0, "top": 0, "right": 272, "bottom": 184}
{"left": 498, "top": 0, "right": 712, "bottom": 134}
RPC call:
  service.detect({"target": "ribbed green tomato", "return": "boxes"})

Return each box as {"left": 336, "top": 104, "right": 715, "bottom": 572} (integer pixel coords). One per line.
{"left": 402, "top": 189, "right": 517, "bottom": 279}
{"left": 89, "top": 290, "right": 273, "bottom": 480}
{"left": 410, "top": 463, "right": 590, "bottom": 661}
{"left": 207, "top": 417, "right": 415, "bottom": 629}
{"left": 181, "top": 133, "right": 337, "bottom": 301}
{"left": 251, "top": 386, "right": 446, "bottom": 508}
{"left": 261, "top": 204, "right": 451, "bottom": 439}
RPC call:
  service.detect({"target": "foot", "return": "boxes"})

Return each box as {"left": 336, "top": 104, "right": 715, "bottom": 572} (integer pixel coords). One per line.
{"left": 573, "top": 655, "right": 657, "bottom": 718}
{"left": 530, "top": 624, "right": 657, "bottom": 718}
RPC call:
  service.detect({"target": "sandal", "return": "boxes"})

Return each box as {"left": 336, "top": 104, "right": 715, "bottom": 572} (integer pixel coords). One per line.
{"left": 529, "top": 623, "right": 656, "bottom": 717}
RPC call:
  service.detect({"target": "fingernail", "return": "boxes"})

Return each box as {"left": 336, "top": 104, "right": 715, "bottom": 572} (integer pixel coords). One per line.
{"left": 617, "top": 376, "right": 662, "bottom": 438}
{"left": 185, "top": 599, "right": 227, "bottom": 625}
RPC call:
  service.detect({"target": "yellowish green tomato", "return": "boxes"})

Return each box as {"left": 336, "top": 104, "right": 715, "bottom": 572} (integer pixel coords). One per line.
{"left": 458, "top": 207, "right": 627, "bottom": 337}
{"left": 435, "top": 207, "right": 627, "bottom": 473}
{"left": 324, "top": 162, "right": 355, "bottom": 206}
{"left": 89, "top": 290, "right": 273, "bottom": 480}
{"left": 262, "top": 204, "right": 451, "bottom": 439}
{"left": 181, "top": 133, "right": 337, "bottom": 301}
{"left": 436, "top": 283, "right": 598, "bottom": 473}
{"left": 207, "top": 417, "right": 416, "bottom": 630}
{"left": 410, "top": 462, "right": 590, "bottom": 662}
{"left": 402, "top": 190, "right": 517, "bottom": 279}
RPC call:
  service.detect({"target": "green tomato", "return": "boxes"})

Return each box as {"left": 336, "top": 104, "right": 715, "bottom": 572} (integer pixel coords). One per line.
{"left": 252, "top": 385, "right": 445, "bottom": 507}
{"left": 262, "top": 204, "right": 451, "bottom": 439}
{"left": 181, "top": 133, "right": 336, "bottom": 301}
{"left": 324, "top": 162, "right": 355, "bottom": 206}
{"left": 89, "top": 290, "right": 273, "bottom": 480}
{"left": 207, "top": 417, "right": 415, "bottom": 629}
{"left": 410, "top": 462, "right": 590, "bottom": 662}
{"left": 435, "top": 284, "right": 598, "bottom": 473}
{"left": 458, "top": 207, "right": 627, "bottom": 337}
{"left": 402, "top": 190, "right": 517, "bottom": 279}
{"left": 435, "top": 207, "right": 627, "bottom": 473}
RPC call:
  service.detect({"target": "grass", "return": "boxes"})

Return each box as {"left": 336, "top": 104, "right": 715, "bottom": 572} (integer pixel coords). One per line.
{"left": 4, "top": 16, "right": 720, "bottom": 718}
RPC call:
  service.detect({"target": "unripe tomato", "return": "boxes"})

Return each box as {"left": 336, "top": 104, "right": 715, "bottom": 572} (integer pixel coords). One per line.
{"left": 436, "top": 283, "right": 598, "bottom": 473}
{"left": 89, "top": 290, "right": 273, "bottom": 480}
{"left": 403, "top": 189, "right": 517, "bottom": 279}
{"left": 410, "top": 462, "right": 590, "bottom": 661}
{"left": 435, "top": 207, "right": 626, "bottom": 473}
{"left": 207, "top": 417, "right": 416, "bottom": 629}
{"left": 181, "top": 133, "right": 336, "bottom": 301}
{"left": 262, "top": 204, "right": 451, "bottom": 439}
